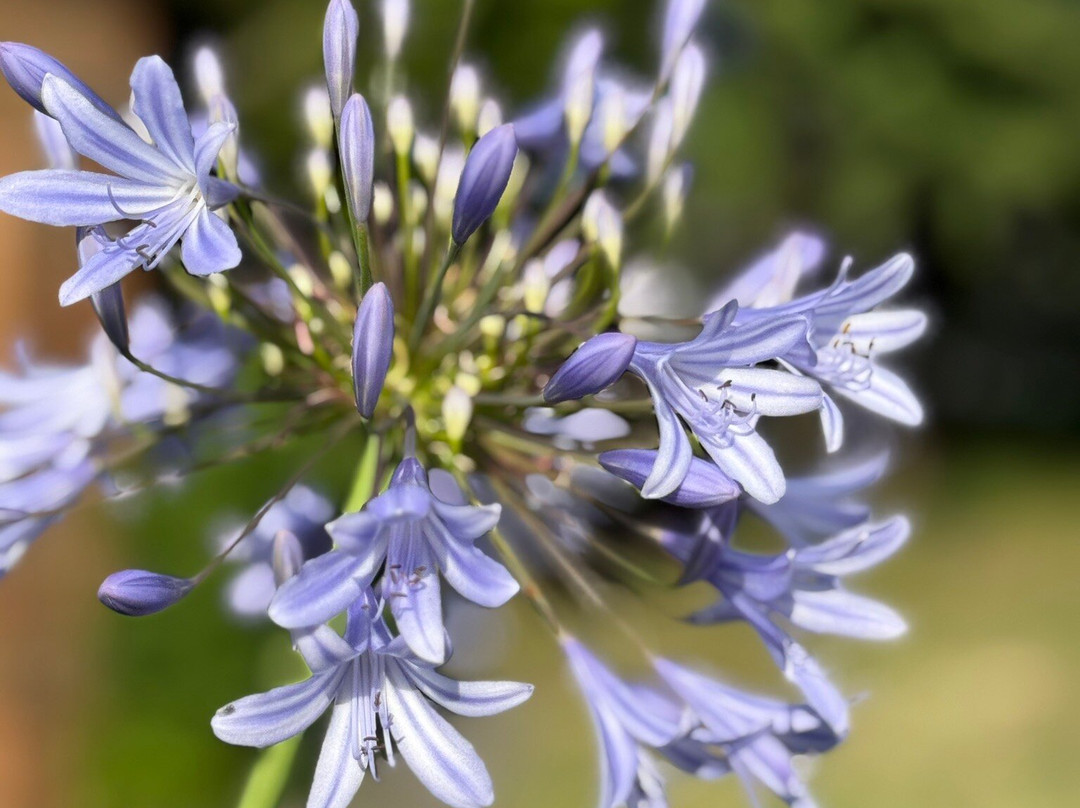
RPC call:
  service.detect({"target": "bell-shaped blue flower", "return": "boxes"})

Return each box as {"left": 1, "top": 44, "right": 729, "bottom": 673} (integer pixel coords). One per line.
{"left": 543, "top": 331, "right": 637, "bottom": 404}
{"left": 451, "top": 123, "right": 518, "bottom": 245}
{"left": 323, "top": 0, "right": 359, "bottom": 119}
{"left": 269, "top": 457, "right": 516, "bottom": 664}
{"left": 215, "top": 592, "right": 533, "bottom": 808}
{"left": 352, "top": 282, "right": 394, "bottom": 418}
{"left": 98, "top": 569, "right": 194, "bottom": 616}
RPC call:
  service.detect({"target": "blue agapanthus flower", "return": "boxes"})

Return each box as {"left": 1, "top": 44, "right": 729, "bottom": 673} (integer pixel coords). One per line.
{"left": 0, "top": 55, "right": 241, "bottom": 304}
{"left": 0, "top": 0, "right": 927, "bottom": 805}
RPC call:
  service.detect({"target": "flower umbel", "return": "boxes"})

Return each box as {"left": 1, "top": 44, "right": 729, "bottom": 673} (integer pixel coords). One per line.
{"left": 0, "top": 1, "right": 926, "bottom": 806}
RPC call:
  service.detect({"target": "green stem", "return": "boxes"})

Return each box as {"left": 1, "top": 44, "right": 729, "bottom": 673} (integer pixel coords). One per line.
{"left": 235, "top": 735, "right": 301, "bottom": 808}
{"left": 408, "top": 241, "right": 462, "bottom": 354}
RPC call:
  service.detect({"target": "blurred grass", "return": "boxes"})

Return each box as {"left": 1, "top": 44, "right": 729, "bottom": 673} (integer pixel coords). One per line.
{"left": 1, "top": 436, "right": 1073, "bottom": 807}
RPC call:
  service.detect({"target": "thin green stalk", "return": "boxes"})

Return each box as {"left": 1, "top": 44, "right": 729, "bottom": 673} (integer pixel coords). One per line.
{"left": 409, "top": 241, "right": 462, "bottom": 354}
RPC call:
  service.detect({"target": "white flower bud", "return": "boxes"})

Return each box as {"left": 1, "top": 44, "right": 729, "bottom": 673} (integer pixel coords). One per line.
{"left": 646, "top": 98, "right": 674, "bottom": 185}
{"left": 381, "top": 0, "right": 410, "bottom": 61}
{"left": 193, "top": 46, "right": 225, "bottom": 104}
{"left": 670, "top": 42, "right": 706, "bottom": 148}
{"left": 443, "top": 386, "right": 474, "bottom": 445}
{"left": 450, "top": 64, "right": 481, "bottom": 134}
{"left": 563, "top": 29, "right": 603, "bottom": 147}
{"left": 373, "top": 181, "right": 394, "bottom": 224}
{"left": 582, "top": 191, "right": 623, "bottom": 268}
{"left": 413, "top": 133, "right": 440, "bottom": 185}
{"left": 477, "top": 98, "right": 503, "bottom": 138}
{"left": 387, "top": 95, "right": 414, "bottom": 155}
{"left": 303, "top": 85, "right": 334, "bottom": 148}
{"left": 523, "top": 259, "right": 550, "bottom": 314}
{"left": 598, "top": 85, "right": 628, "bottom": 156}
{"left": 306, "top": 148, "right": 333, "bottom": 199}
{"left": 662, "top": 163, "right": 692, "bottom": 232}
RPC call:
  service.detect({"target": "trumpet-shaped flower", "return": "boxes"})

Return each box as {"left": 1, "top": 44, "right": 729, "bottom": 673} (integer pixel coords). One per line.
{"left": 562, "top": 637, "right": 686, "bottom": 808}
{"left": 627, "top": 303, "right": 822, "bottom": 503}
{"left": 270, "top": 457, "right": 517, "bottom": 664}
{"left": 0, "top": 56, "right": 241, "bottom": 304}
{"left": 214, "top": 592, "right": 533, "bottom": 808}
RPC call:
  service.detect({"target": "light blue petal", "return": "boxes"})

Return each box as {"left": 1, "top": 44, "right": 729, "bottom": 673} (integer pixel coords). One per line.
{"left": 211, "top": 669, "right": 342, "bottom": 748}
{"left": 42, "top": 75, "right": 186, "bottom": 184}
{"left": 402, "top": 665, "right": 533, "bottom": 717}
{"left": 639, "top": 374, "right": 694, "bottom": 500}
{"left": 386, "top": 664, "right": 495, "bottom": 808}
{"left": 431, "top": 500, "right": 501, "bottom": 540}
{"left": 130, "top": 56, "right": 196, "bottom": 174}
{"left": 0, "top": 170, "right": 176, "bottom": 226}
{"left": 193, "top": 121, "right": 237, "bottom": 186}
{"left": 268, "top": 551, "right": 375, "bottom": 629}
{"left": 425, "top": 517, "right": 519, "bottom": 608}
{"left": 789, "top": 589, "right": 907, "bottom": 640}
{"left": 699, "top": 428, "right": 785, "bottom": 504}
{"left": 58, "top": 238, "right": 141, "bottom": 306}
{"left": 295, "top": 624, "right": 363, "bottom": 673}
{"left": 830, "top": 361, "right": 923, "bottom": 426}
{"left": 386, "top": 536, "right": 446, "bottom": 664}
{"left": 710, "top": 368, "right": 822, "bottom": 416}
{"left": 307, "top": 695, "right": 366, "bottom": 808}
{"left": 819, "top": 392, "right": 844, "bottom": 453}
{"left": 795, "top": 516, "right": 909, "bottom": 576}
{"left": 180, "top": 209, "right": 241, "bottom": 275}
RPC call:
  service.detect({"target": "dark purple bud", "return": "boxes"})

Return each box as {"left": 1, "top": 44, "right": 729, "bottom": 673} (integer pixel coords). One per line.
{"left": 599, "top": 449, "right": 740, "bottom": 508}
{"left": 451, "top": 123, "right": 518, "bottom": 244}
{"left": 352, "top": 282, "right": 394, "bottom": 418}
{"left": 98, "top": 569, "right": 194, "bottom": 616}
{"left": 323, "top": 0, "right": 359, "bottom": 119}
{"left": 543, "top": 332, "right": 636, "bottom": 404}
{"left": 340, "top": 93, "right": 375, "bottom": 222}
{"left": 0, "top": 42, "right": 120, "bottom": 122}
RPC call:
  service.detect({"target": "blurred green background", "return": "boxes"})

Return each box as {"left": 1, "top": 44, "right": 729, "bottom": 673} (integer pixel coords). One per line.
{"left": 1, "top": 1, "right": 1078, "bottom": 807}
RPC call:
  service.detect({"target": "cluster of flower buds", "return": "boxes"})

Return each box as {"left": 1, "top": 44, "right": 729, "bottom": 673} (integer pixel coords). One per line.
{"left": 0, "top": 0, "right": 926, "bottom": 806}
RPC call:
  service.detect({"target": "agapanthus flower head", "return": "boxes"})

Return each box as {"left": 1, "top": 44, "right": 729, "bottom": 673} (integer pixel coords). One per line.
{"left": 0, "top": 2, "right": 925, "bottom": 805}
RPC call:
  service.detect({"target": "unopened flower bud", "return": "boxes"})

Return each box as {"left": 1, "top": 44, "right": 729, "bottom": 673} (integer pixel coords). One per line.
{"left": 661, "top": 0, "right": 707, "bottom": 78}
{"left": 599, "top": 450, "right": 740, "bottom": 507}
{"left": 477, "top": 98, "right": 503, "bottom": 137}
{"left": 193, "top": 46, "right": 225, "bottom": 104}
{"left": 522, "top": 260, "right": 549, "bottom": 314}
{"left": 670, "top": 42, "right": 706, "bottom": 147}
{"left": 303, "top": 85, "right": 334, "bottom": 148}
{"left": 91, "top": 283, "right": 130, "bottom": 356}
{"left": 387, "top": 95, "right": 414, "bottom": 155}
{"left": 582, "top": 191, "right": 623, "bottom": 267}
{"left": 598, "top": 86, "right": 628, "bottom": 156}
{"left": 352, "top": 282, "right": 394, "bottom": 418}
{"left": 272, "top": 530, "right": 305, "bottom": 586}
{"left": 662, "top": 162, "right": 692, "bottom": 232}
{"left": 98, "top": 569, "right": 194, "bottom": 617}
{"left": 0, "top": 41, "right": 119, "bottom": 121}
{"left": 646, "top": 99, "right": 674, "bottom": 184}
{"left": 443, "top": 385, "right": 473, "bottom": 445}
{"left": 381, "top": 0, "right": 410, "bottom": 62}
{"left": 563, "top": 29, "right": 603, "bottom": 146}
{"left": 340, "top": 94, "right": 375, "bottom": 222}
{"left": 323, "top": 0, "right": 359, "bottom": 119}
{"left": 306, "top": 148, "right": 333, "bottom": 200}
{"left": 372, "top": 181, "right": 393, "bottom": 224}
{"left": 450, "top": 64, "right": 482, "bottom": 135}
{"left": 452, "top": 124, "right": 518, "bottom": 244}
{"left": 413, "top": 134, "right": 440, "bottom": 186}
{"left": 543, "top": 332, "right": 637, "bottom": 404}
